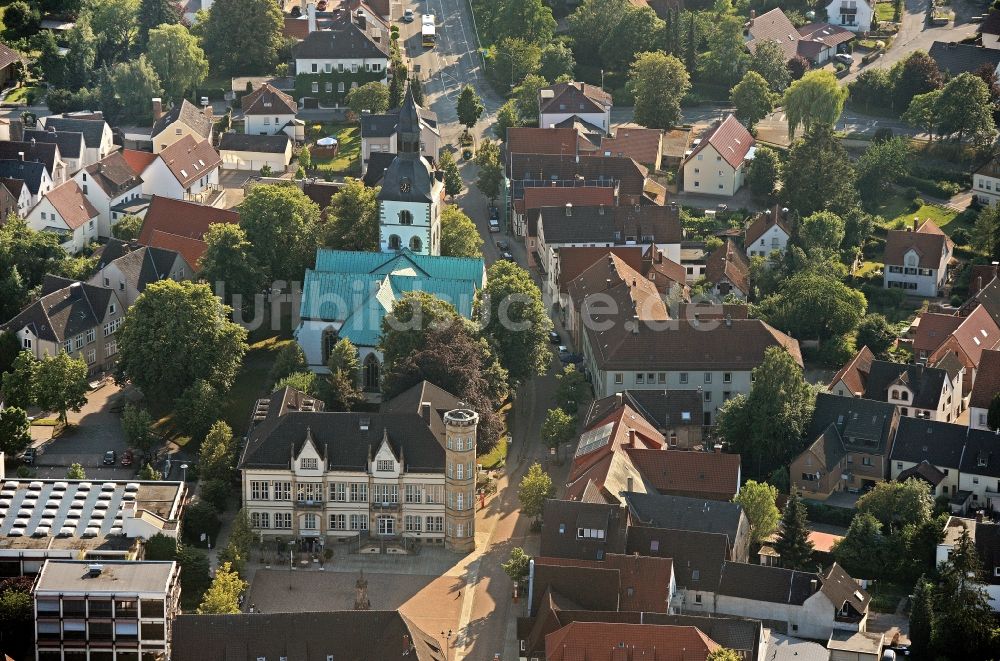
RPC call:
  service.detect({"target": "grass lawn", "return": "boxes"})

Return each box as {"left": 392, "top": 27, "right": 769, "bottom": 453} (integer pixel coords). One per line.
{"left": 219, "top": 335, "right": 295, "bottom": 434}
{"left": 309, "top": 123, "right": 360, "bottom": 176}
{"left": 5, "top": 85, "right": 38, "bottom": 104}
{"left": 854, "top": 260, "right": 882, "bottom": 278}
{"left": 868, "top": 580, "right": 910, "bottom": 613}
{"left": 885, "top": 203, "right": 956, "bottom": 231}
{"left": 478, "top": 436, "right": 508, "bottom": 469}
{"left": 874, "top": 1, "right": 895, "bottom": 22}
{"left": 871, "top": 192, "right": 913, "bottom": 224}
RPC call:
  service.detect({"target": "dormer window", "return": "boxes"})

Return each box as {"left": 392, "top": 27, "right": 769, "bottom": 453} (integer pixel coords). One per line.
{"left": 377, "top": 459, "right": 394, "bottom": 472}
{"left": 301, "top": 458, "right": 318, "bottom": 470}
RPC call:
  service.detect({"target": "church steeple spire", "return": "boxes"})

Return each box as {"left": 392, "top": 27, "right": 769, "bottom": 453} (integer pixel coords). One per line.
{"left": 396, "top": 86, "right": 421, "bottom": 154}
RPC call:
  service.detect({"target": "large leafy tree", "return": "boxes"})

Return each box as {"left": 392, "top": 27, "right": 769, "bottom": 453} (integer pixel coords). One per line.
{"left": 139, "top": 0, "right": 181, "bottom": 45}
{"left": 199, "top": 421, "right": 236, "bottom": 483}
{"left": 121, "top": 403, "right": 156, "bottom": 457}
{"left": 783, "top": 126, "right": 858, "bottom": 216}
{"left": 196, "top": 562, "right": 246, "bottom": 614}
{"left": 0, "top": 407, "right": 30, "bottom": 458}
{"left": 496, "top": 0, "right": 556, "bottom": 45}
{"left": 0, "top": 217, "right": 74, "bottom": 320}
{"left": 147, "top": 24, "right": 208, "bottom": 102}
{"left": 892, "top": 51, "right": 943, "bottom": 113}
{"left": 934, "top": 73, "right": 997, "bottom": 146}
{"left": 493, "top": 38, "right": 542, "bottom": 90}
{"left": 35, "top": 352, "right": 89, "bottom": 424}
{"left": 832, "top": 512, "right": 885, "bottom": 579}
{"left": 476, "top": 260, "right": 551, "bottom": 386}
{"left": 321, "top": 178, "right": 379, "bottom": 252}
{"left": 380, "top": 292, "right": 463, "bottom": 368}
{"left": 746, "top": 146, "right": 781, "bottom": 204}
{"left": 628, "top": 52, "right": 690, "bottom": 130}
{"left": 456, "top": 85, "right": 484, "bottom": 133}
{"left": 117, "top": 280, "right": 248, "bottom": 402}
{"left": 321, "top": 338, "right": 363, "bottom": 411}
{"left": 930, "top": 528, "right": 997, "bottom": 659}
{"left": 749, "top": 40, "right": 791, "bottom": 92}
{"left": 518, "top": 463, "right": 555, "bottom": 522}
{"left": 731, "top": 71, "right": 775, "bottom": 130}
{"left": 63, "top": 14, "right": 98, "bottom": 90}
{"left": 1, "top": 352, "right": 37, "bottom": 410}
{"left": 104, "top": 55, "right": 164, "bottom": 124}
{"left": 539, "top": 43, "right": 575, "bottom": 82}
{"left": 200, "top": 223, "right": 264, "bottom": 312}
{"left": 0, "top": 576, "right": 33, "bottom": 659}
{"left": 701, "top": 15, "right": 748, "bottom": 86}
{"left": 555, "top": 364, "right": 589, "bottom": 414}
{"left": 973, "top": 202, "right": 1000, "bottom": 258}
{"left": 239, "top": 184, "right": 321, "bottom": 281}
{"left": 202, "top": 0, "right": 284, "bottom": 75}
{"left": 855, "top": 137, "right": 911, "bottom": 207}
{"left": 856, "top": 478, "right": 932, "bottom": 533}
{"left": 439, "top": 150, "right": 463, "bottom": 198}
{"left": 717, "top": 347, "right": 815, "bottom": 478}
{"left": 799, "top": 211, "right": 845, "bottom": 253}
{"left": 541, "top": 408, "right": 575, "bottom": 449}
{"left": 440, "top": 206, "right": 483, "bottom": 258}
{"left": 756, "top": 270, "right": 866, "bottom": 341}
{"left": 347, "top": 81, "right": 390, "bottom": 115}
{"left": 513, "top": 74, "right": 547, "bottom": 123}
{"left": 568, "top": 0, "right": 630, "bottom": 63}
{"left": 474, "top": 141, "right": 503, "bottom": 202}
{"left": 733, "top": 480, "right": 780, "bottom": 546}
{"left": 783, "top": 69, "right": 848, "bottom": 139}
{"left": 902, "top": 89, "right": 941, "bottom": 140}
{"left": 849, "top": 68, "right": 893, "bottom": 113}
{"left": 855, "top": 313, "right": 896, "bottom": 358}
{"left": 0, "top": 331, "right": 19, "bottom": 377}
{"left": 112, "top": 214, "right": 144, "bottom": 241}
{"left": 600, "top": 6, "right": 665, "bottom": 71}
{"left": 86, "top": 0, "right": 140, "bottom": 66}
{"left": 773, "top": 493, "right": 814, "bottom": 570}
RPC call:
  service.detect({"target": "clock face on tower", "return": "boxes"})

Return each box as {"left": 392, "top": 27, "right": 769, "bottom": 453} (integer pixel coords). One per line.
{"left": 400, "top": 179, "right": 411, "bottom": 193}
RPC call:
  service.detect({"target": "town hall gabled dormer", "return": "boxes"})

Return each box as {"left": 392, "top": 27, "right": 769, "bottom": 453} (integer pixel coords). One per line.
{"left": 371, "top": 429, "right": 401, "bottom": 478}
{"left": 293, "top": 427, "right": 325, "bottom": 477}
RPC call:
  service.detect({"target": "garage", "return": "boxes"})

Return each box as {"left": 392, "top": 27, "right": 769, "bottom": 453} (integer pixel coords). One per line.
{"left": 219, "top": 132, "right": 293, "bottom": 172}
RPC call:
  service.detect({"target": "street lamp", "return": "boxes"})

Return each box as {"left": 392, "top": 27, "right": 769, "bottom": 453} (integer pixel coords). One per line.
{"left": 180, "top": 463, "right": 189, "bottom": 483}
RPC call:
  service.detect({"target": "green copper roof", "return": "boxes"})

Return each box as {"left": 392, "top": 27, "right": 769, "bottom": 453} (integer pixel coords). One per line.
{"left": 313, "top": 248, "right": 486, "bottom": 287}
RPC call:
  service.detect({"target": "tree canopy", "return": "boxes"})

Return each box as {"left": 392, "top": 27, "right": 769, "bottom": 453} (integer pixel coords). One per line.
{"left": 35, "top": 352, "right": 89, "bottom": 424}
{"left": 456, "top": 85, "right": 484, "bottom": 131}
{"left": 440, "top": 206, "right": 483, "bottom": 258}
{"left": 147, "top": 23, "right": 208, "bottom": 102}
{"left": 731, "top": 71, "right": 775, "bottom": 130}
{"left": 321, "top": 178, "right": 380, "bottom": 252}
{"left": 773, "top": 492, "right": 815, "bottom": 570}
{"left": 200, "top": 223, "right": 264, "bottom": 312}
{"left": 628, "top": 52, "right": 691, "bottom": 130}
{"left": 201, "top": 0, "right": 284, "bottom": 75}
{"left": 733, "top": 480, "right": 780, "bottom": 545}
{"left": 783, "top": 70, "right": 848, "bottom": 139}
{"left": 239, "top": 184, "right": 322, "bottom": 281}
{"left": 783, "top": 126, "right": 858, "bottom": 216}
{"left": 196, "top": 561, "right": 246, "bottom": 614}
{"left": 347, "top": 82, "right": 390, "bottom": 115}
{"left": 518, "top": 463, "right": 555, "bottom": 521}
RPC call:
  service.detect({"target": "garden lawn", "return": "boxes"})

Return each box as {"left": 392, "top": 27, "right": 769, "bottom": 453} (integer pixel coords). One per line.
{"left": 885, "top": 203, "right": 956, "bottom": 231}
{"left": 4, "top": 85, "right": 37, "bottom": 104}
{"left": 310, "top": 124, "right": 360, "bottom": 175}
{"left": 874, "top": 1, "right": 895, "bottom": 22}
{"left": 478, "top": 436, "right": 507, "bottom": 469}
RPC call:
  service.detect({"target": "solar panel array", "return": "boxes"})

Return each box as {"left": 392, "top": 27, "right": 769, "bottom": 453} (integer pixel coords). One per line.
{"left": 574, "top": 421, "right": 615, "bottom": 458}
{"left": 0, "top": 480, "right": 140, "bottom": 540}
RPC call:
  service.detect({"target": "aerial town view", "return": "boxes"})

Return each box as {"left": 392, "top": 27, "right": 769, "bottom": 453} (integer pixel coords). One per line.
{"left": 0, "top": 0, "right": 998, "bottom": 658}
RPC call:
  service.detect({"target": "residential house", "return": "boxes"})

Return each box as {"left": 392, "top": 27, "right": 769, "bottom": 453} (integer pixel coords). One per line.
{"left": 960, "top": 272, "right": 1000, "bottom": 327}
{"left": 972, "top": 152, "right": 1000, "bottom": 206}
{"left": 38, "top": 113, "right": 116, "bottom": 166}
{"left": 542, "top": 622, "right": 720, "bottom": 661}
{"left": 646, "top": 247, "right": 690, "bottom": 298}
{"left": 241, "top": 82, "right": 300, "bottom": 138}
{"left": 712, "top": 562, "right": 870, "bottom": 640}
{"left": 935, "top": 517, "right": 1000, "bottom": 611}
{"left": 883, "top": 219, "right": 953, "bottom": 297}
{"left": 829, "top": 346, "right": 876, "bottom": 397}
{"left": 540, "top": 499, "right": 627, "bottom": 562}
{"left": 0, "top": 139, "right": 64, "bottom": 185}
{"left": 745, "top": 206, "right": 792, "bottom": 258}
{"left": 25, "top": 180, "right": 100, "bottom": 253}
{"left": 624, "top": 491, "right": 753, "bottom": 563}
{"left": 0, "top": 42, "right": 22, "bottom": 87}
{"left": 0, "top": 177, "right": 17, "bottom": 218}
{"left": 171, "top": 611, "right": 444, "bottom": 661}
{"left": 790, "top": 394, "right": 899, "bottom": 500}
{"left": 293, "top": 9, "right": 391, "bottom": 106}
{"left": 957, "top": 427, "right": 1000, "bottom": 510}
{"left": 929, "top": 41, "right": 1000, "bottom": 79}
{"left": 703, "top": 239, "right": 751, "bottom": 300}
{"left": 2, "top": 176, "right": 31, "bottom": 213}
{"left": 662, "top": 127, "right": 693, "bottom": 170}
{"left": 141, "top": 135, "right": 222, "bottom": 205}
{"left": 516, "top": 185, "right": 616, "bottom": 250}
{"left": 219, "top": 133, "right": 293, "bottom": 172}
{"left": 746, "top": 8, "right": 855, "bottom": 65}
{"left": 238, "top": 382, "right": 480, "bottom": 552}
{"left": 150, "top": 98, "right": 214, "bottom": 154}
{"left": 680, "top": 242, "right": 709, "bottom": 282}
{"left": 505, "top": 127, "right": 599, "bottom": 160}
{"left": 531, "top": 554, "right": 678, "bottom": 614}
{"left": 969, "top": 349, "right": 1000, "bottom": 430}
{"left": 295, "top": 249, "right": 485, "bottom": 384}
{"left": 926, "top": 305, "right": 1000, "bottom": 392}
{"left": 24, "top": 127, "right": 87, "bottom": 176}
{"left": 360, "top": 99, "right": 440, "bottom": 174}
{"left": 581, "top": 314, "right": 801, "bottom": 425}
{"left": 969, "top": 263, "right": 1000, "bottom": 297}
{"left": 599, "top": 126, "right": 664, "bottom": 170}
{"left": 2, "top": 275, "right": 124, "bottom": 375}
{"left": 681, "top": 115, "right": 755, "bottom": 197}
{"left": 552, "top": 245, "right": 644, "bottom": 317}
{"left": 35, "top": 560, "right": 180, "bottom": 661}
{"left": 73, "top": 150, "right": 146, "bottom": 237}
{"left": 136, "top": 196, "right": 240, "bottom": 271}
{"left": 538, "top": 82, "right": 612, "bottom": 133}
{"left": 536, "top": 203, "right": 682, "bottom": 306}
{"left": 88, "top": 239, "right": 193, "bottom": 308}
{"left": 585, "top": 390, "right": 705, "bottom": 450}
{"left": 825, "top": 0, "right": 874, "bottom": 32}
{"left": 626, "top": 449, "right": 742, "bottom": 501}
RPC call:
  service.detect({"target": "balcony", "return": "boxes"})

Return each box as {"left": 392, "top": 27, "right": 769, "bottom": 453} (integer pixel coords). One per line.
{"left": 293, "top": 499, "right": 323, "bottom": 509}
{"left": 371, "top": 501, "right": 400, "bottom": 511}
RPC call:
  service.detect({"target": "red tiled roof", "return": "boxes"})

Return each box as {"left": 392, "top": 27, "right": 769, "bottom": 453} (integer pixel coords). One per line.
{"left": 157, "top": 135, "right": 222, "bottom": 187}
{"left": 283, "top": 16, "right": 310, "bottom": 40}
{"left": 568, "top": 253, "right": 669, "bottom": 323}
{"left": 120, "top": 149, "right": 158, "bottom": 175}
{"left": 704, "top": 239, "right": 750, "bottom": 295}
{"left": 970, "top": 348, "right": 1000, "bottom": 409}
{"left": 626, "top": 449, "right": 741, "bottom": 499}
{"left": 0, "top": 42, "right": 23, "bottom": 72}
{"left": 746, "top": 8, "right": 802, "bottom": 60}
{"left": 568, "top": 404, "right": 665, "bottom": 486}
{"left": 557, "top": 246, "right": 644, "bottom": 293}
{"left": 506, "top": 127, "right": 597, "bottom": 157}
{"left": 969, "top": 264, "right": 1000, "bottom": 296}
{"left": 744, "top": 205, "right": 792, "bottom": 246}
{"left": 828, "top": 346, "right": 875, "bottom": 395}
{"left": 912, "top": 312, "right": 962, "bottom": 353}
{"left": 936, "top": 304, "right": 1000, "bottom": 367}
{"left": 884, "top": 219, "right": 952, "bottom": 269}
{"left": 242, "top": 83, "right": 298, "bottom": 116}
{"left": 43, "top": 180, "right": 98, "bottom": 230}
{"left": 684, "top": 115, "right": 754, "bottom": 170}
{"left": 808, "top": 530, "right": 843, "bottom": 553}
{"left": 539, "top": 82, "right": 612, "bottom": 117}
{"left": 600, "top": 127, "right": 663, "bottom": 167}
{"left": 137, "top": 196, "right": 240, "bottom": 270}
{"left": 546, "top": 622, "right": 719, "bottom": 661}
{"left": 646, "top": 250, "right": 687, "bottom": 290}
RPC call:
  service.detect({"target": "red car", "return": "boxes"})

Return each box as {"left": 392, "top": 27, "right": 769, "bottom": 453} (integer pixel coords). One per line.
{"left": 121, "top": 450, "right": 133, "bottom": 467}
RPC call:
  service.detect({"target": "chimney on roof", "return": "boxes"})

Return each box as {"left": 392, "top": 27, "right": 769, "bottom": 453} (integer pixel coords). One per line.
{"left": 616, "top": 392, "right": 623, "bottom": 406}
{"left": 628, "top": 429, "right": 637, "bottom": 447}
{"left": 356, "top": 8, "right": 366, "bottom": 30}
{"left": 626, "top": 476, "right": 634, "bottom": 492}
{"left": 307, "top": 2, "right": 318, "bottom": 33}
{"left": 714, "top": 443, "right": 723, "bottom": 453}
{"left": 565, "top": 203, "right": 572, "bottom": 217}
{"left": 750, "top": 9, "right": 756, "bottom": 25}
{"left": 420, "top": 401, "right": 431, "bottom": 425}
{"left": 810, "top": 579, "right": 819, "bottom": 593}
{"left": 725, "top": 314, "right": 732, "bottom": 328}
{"left": 152, "top": 98, "right": 163, "bottom": 122}
{"left": 17, "top": 151, "right": 23, "bottom": 161}
{"left": 913, "top": 217, "right": 918, "bottom": 232}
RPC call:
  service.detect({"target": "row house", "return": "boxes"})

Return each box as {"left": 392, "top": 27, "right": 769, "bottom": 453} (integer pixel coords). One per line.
{"left": 744, "top": 206, "right": 792, "bottom": 259}
{"left": 88, "top": 239, "right": 193, "bottom": 308}
{"left": 969, "top": 349, "right": 1000, "bottom": 430}
{"left": 0, "top": 158, "right": 53, "bottom": 207}
{"left": 26, "top": 180, "right": 100, "bottom": 254}
{"left": 911, "top": 304, "right": 1000, "bottom": 399}
{"left": 151, "top": 98, "right": 214, "bottom": 154}
{"left": 0, "top": 139, "right": 66, "bottom": 185}
{"left": 38, "top": 113, "right": 116, "bottom": 166}
{"left": 703, "top": 239, "right": 751, "bottom": 300}
{"left": 538, "top": 82, "right": 612, "bottom": 133}
{"left": 73, "top": 150, "right": 147, "bottom": 237}
{"left": 681, "top": 115, "right": 755, "bottom": 198}
{"left": 140, "top": 135, "right": 223, "bottom": 206}
{"left": 25, "top": 127, "right": 86, "bottom": 176}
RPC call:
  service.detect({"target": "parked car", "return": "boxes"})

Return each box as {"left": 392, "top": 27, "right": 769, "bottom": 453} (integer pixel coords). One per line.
{"left": 549, "top": 331, "right": 561, "bottom": 344}
{"left": 495, "top": 239, "right": 509, "bottom": 251}
{"left": 500, "top": 251, "right": 515, "bottom": 261}
{"left": 488, "top": 218, "right": 501, "bottom": 233}
{"left": 560, "top": 351, "right": 584, "bottom": 365}
{"left": 120, "top": 449, "right": 133, "bottom": 467}
{"left": 19, "top": 448, "right": 35, "bottom": 466}
{"left": 488, "top": 206, "right": 499, "bottom": 220}
{"left": 833, "top": 53, "right": 853, "bottom": 65}
{"left": 403, "top": 8, "right": 414, "bottom": 21}
{"left": 103, "top": 450, "right": 117, "bottom": 466}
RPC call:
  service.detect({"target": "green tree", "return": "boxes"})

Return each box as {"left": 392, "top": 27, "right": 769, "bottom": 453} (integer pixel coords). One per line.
{"left": 104, "top": 55, "right": 164, "bottom": 123}
{"left": 494, "top": 100, "right": 522, "bottom": 140}
{"left": 138, "top": 463, "right": 162, "bottom": 480}
{"left": 439, "top": 150, "right": 463, "bottom": 198}
{"left": 274, "top": 371, "right": 317, "bottom": 394}
{"left": 717, "top": 347, "right": 815, "bottom": 478}
{"left": 347, "top": 81, "right": 390, "bottom": 114}
{"left": 0, "top": 579, "right": 33, "bottom": 659}
{"left": 783, "top": 126, "right": 858, "bottom": 216}
{"left": 174, "top": 379, "right": 222, "bottom": 440}
{"left": 476, "top": 260, "right": 552, "bottom": 385}
{"left": 196, "top": 561, "right": 246, "bottom": 614}
{"left": 321, "top": 177, "right": 379, "bottom": 252}
{"left": 855, "top": 137, "right": 911, "bottom": 207}
{"left": 773, "top": 492, "right": 814, "bottom": 570}
{"left": 66, "top": 463, "right": 86, "bottom": 479}
{"left": 139, "top": 0, "right": 181, "bottom": 44}
{"left": 144, "top": 533, "right": 177, "bottom": 560}
{"left": 757, "top": 271, "right": 866, "bottom": 341}
{"left": 456, "top": 85, "right": 484, "bottom": 133}
{"left": 0, "top": 331, "right": 19, "bottom": 376}
{"left": 746, "top": 145, "right": 781, "bottom": 203}
{"left": 908, "top": 576, "right": 935, "bottom": 658}
{"left": 628, "top": 52, "right": 691, "bottom": 130}
{"left": 112, "top": 214, "right": 144, "bottom": 240}
{"left": 892, "top": 51, "right": 943, "bottom": 113}
{"left": 1, "top": 351, "right": 37, "bottom": 409}
{"left": 87, "top": 0, "right": 140, "bottom": 65}
{"left": 228, "top": 509, "right": 254, "bottom": 557}
{"left": 117, "top": 280, "right": 248, "bottom": 402}
{"left": 409, "top": 75, "right": 424, "bottom": 105}
{"left": 298, "top": 145, "right": 311, "bottom": 171}
{"left": 702, "top": 15, "right": 748, "bottom": 86}
{"left": 973, "top": 203, "right": 1000, "bottom": 258}
{"left": 199, "top": 421, "right": 236, "bottom": 483}
{"left": 380, "top": 291, "right": 464, "bottom": 368}
{"left": 63, "top": 14, "right": 98, "bottom": 90}
{"left": 855, "top": 313, "right": 895, "bottom": 358}
{"left": 832, "top": 512, "right": 884, "bottom": 578}
{"left": 856, "top": 478, "right": 932, "bottom": 533}
{"left": 496, "top": 0, "right": 556, "bottom": 44}
{"left": 783, "top": 70, "right": 848, "bottom": 139}
{"left": 35, "top": 351, "right": 88, "bottom": 424}
{"left": 147, "top": 24, "right": 208, "bottom": 102}
{"left": 493, "top": 38, "right": 542, "bottom": 90}
{"left": 555, "top": 364, "right": 589, "bottom": 414}
{"left": 320, "top": 338, "right": 364, "bottom": 411}
{"left": 541, "top": 408, "right": 575, "bottom": 449}
{"left": 931, "top": 528, "right": 997, "bottom": 659}
{"left": 121, "top": 403, "right": 156, "bottom": 456}
{"left": 200, "top": 223, "right": 264, "bottom": 311}
{"left": 902, "top": 89, "right": 942, "bottom": 139}
{"left": 239, "top": 184, "right": 321, "bottom": 281}
{"left": 202, "top": 0, "right": 283, "bottom": 75}
{"left": 33, "top": 30, "right": 64, "bottom": 88}
{"left": 749, "top": 39, "right": 791, "bottom": 92}
{"left": 733, "top": 480, "right": 780, "bottom": 545}
{"left": 731, "top": 71, "right": 775, "bottom": 130}
{"left": 849, "top": 68, "right": 893, "bottom": 113}
{"left": 518, "top": 462, "right": 555, "bottom": 522}
{"left": 502, "top": 547, "right": 532, "bottom": 585}
{"left": 440, "top": 206, "right": 483, "bottom": 258}
{"left": 539, "top": 43, "right": 575, "bottom": 82}
{"left": 201, "top": 478, "right": 230, "bottom": 511}
{"left": 4, "top": 1, "right": 40, "bottom": 40}
{"left": 706, "top": 649, "right": 742, "bottom": 661}
{"left": 800, "top": 211, "right": 846, "bottom": 253}
{"left": 177, "top": 546, "right": 211, "bottom": 604}
{"left": 268, "top": 342, "right": 308, "bottom": 386}
{"left": 183, "top": 500, "right": 221, "bottom": 546}
{"left": 474, "top": 141, "right": 503, "bottom": 201}
{"left": 0, "top": 407, "right": 30, "bottom": 458}
{"left": 934, "top": 73, "right": 997, "bottom": 146}
{"left": 512, "top": 74, "right": 547, "bottom": 123}
{"left": 600, "top": 6, "right": 665, "bottom": 71}
{"left": 568, "top": 0, "right": 630, "bottom": 62}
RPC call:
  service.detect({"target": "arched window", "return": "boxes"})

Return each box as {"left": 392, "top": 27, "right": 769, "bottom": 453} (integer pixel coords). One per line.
{"left": 906, "top": 254, "right": 917, "bottom": 267}
{"left": 900, "top": 390, "right": 909, "bottom": 401}
{"left": 363, "top": 353, "right": 380, "bottom": 392}
{"left": 398, "top": 210, "right": 413, "bottom": 225}
{"left": 322, "top": 328, "right": 338, "bottom": 364}
{"left": 388, "top": 234, "right": 401, "bottom": 250}
{"left": 409, "top": 235, "right": 423, "bottom": 252}
{"left": 891, "top": 390, "right": 898, "bottom": 399}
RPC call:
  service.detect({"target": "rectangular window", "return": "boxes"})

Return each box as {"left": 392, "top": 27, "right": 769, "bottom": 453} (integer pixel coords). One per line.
{"left": 350, "top": 482, "right": 368, "bottom": 502}
{"left": 311, "top": 82, "right": 319, "bottom": 93}
{"left": 86, "top": 349, "right": 96, "bottom": 364}
{"left": 63, "top": 340, "right": 72, "bottom": 353}
{"left": 350, "top": 514, "right": 368, "bottom": 531}
{"left": 329, "top": 482, "right": 346, "bottom": 502}
{"left": 424, "top": 485, "right": 442, "bottom": 504}
{"left": 338, "top": 82, "right": 345, "bottom": 93}
{"left": 723, "top": 372, "right": 732, "bottom": 383}
{"left": 614, "top": 373, "right": 624, "bottom": 384}
{"left": 274, "top": 512, "right": 292, "bottom": 529}
{"left": 86, "top": 329, "right": 95, "bottom": 344}
{"left": 250, "top": 481, "right": 270, "bottom": 500}
{"left": 405, "top": 515, "right": 421, "bottom": 532}
{"left": 274, "top": 482, "right": 292, "bottom": 501}
{"left": 73, "top": 334, "right": 84, "bottom": 350}
{"left": 456, "top": 493, "right": 464, "bottom": 510}
{"left": 104, "top": 339, "right": 117, "bottom": 357}
{"left": 311, "top": 63, "right": 318, "bottom": 73}
{"left": 657, "top": 373, "right": 666, "bottom": 384}
{"left": 636, "top": 373, "right": 645, "bottom": 384}
{"left": 325, "top": 82, "right": 332, "bottom": 93}
{"left": 303, "top": 513, "right": 317, "bottom": 530}
{"left": 705, "top": 391, "right": 712, "bottom": 402}
{"left": 376, "top": 459, "right": 394, "bottom": 472}
{"left": 250, "top": 512, "right": 270, "bottom": 528}
{"left": 456, "top": 463, "right": 464, "bottom": 480}
{"left": 404, "top": 484, "right": 422, "bottom": 503}
{"left": 680, "top": 372, "right": 688, "bottom": 384}
{"left": 296, "top": 482, "right": 322, "bottom": 502}
{"left": 704, "top": 372, "right": 712, "bottom": 384}
{"left": 426, "top": 516, "right": 444, "bottom": 532}
{"left": 373, "top": 484, "right": 398, "bottom": 503}
{"left": 329, "top": 514, "right": 346, "bottom": 530}
{"left": 301, "top": 457, "right": 318, "bottom": 470}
